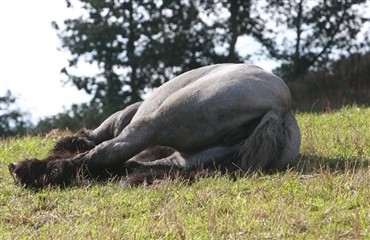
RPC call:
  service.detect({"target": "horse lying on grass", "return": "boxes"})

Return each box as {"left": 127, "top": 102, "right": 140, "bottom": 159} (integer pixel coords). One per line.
{"left": 8, "top": 64, "right": 301, "bottom": 189}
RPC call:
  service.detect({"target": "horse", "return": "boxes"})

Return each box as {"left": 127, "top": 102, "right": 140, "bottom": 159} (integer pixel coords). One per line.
{"left": 8, "top": 64, "right": 301, "bottom": 189}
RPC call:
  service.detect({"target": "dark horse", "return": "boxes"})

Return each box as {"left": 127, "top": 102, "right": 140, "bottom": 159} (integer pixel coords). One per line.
{"left": 9, "top": 64, "right": 301, "bottom": 189}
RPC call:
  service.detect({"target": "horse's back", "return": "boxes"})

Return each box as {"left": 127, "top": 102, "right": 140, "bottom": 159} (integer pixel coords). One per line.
{"left": 133, "top": 64, "right": 291, "bottom": 121}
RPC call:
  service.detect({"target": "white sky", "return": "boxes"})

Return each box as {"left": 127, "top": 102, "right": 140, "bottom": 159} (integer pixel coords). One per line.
{"left": 0, "top": 0, "right": 91, "bottom": 123}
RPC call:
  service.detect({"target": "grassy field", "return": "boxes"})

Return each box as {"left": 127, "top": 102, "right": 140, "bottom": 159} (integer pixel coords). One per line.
{"left": 0, "top": 106, "right": 369, "bottom": 239}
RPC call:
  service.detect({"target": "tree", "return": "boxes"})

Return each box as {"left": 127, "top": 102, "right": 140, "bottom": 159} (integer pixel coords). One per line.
{"left": 0, "top": 91, "right": 31, "bottom": 137}
{"left": 55, "top": 0, "right": 218, "bottom": 123}
{"left": 54, "top": 0, "right": 269, "bottom": 128}
{"left": 260, "top": 0, "right": 369, "bottom": 80}
{"left": 35, "top": 102, "right": 103, "bottom": 133}
{"left": 287, "top": 51, "right": 370, "bottom": 110}
{"left": 201, "top": 0, "right": 267, "bottom": 63}
{"left": 48, "top": 0, "right": 369, "bottom": 131}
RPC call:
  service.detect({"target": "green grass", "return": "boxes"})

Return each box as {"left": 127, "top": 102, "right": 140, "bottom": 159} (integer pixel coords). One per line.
{"left": 1, "top": 106, "right": 369, "bottom": 239}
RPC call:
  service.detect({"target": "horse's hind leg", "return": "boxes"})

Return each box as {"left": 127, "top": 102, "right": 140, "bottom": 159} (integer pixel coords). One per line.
{"left": 122, "top": 145, "right": 238, "bottom": 186}
{"left": 127, "top": 145, "right": 238, "bottom": 170}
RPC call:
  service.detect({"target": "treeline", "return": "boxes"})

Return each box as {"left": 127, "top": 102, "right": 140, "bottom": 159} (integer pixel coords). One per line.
{"left": 1, "top": 0, "right": 369, "bottom": 137}
{"left": 0, "top": 91, "right": 32, "bottom": 136}
{"left": 289, "top": 51, "right": 370, "bottom": 111}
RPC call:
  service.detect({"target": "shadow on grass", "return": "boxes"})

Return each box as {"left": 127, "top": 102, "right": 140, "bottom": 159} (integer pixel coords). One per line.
{"left": 289, "top": 153, "right": 369, "bottom": 175}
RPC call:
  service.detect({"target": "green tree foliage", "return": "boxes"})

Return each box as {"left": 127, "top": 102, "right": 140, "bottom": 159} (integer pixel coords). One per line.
{"left": 37, "top": 0, "right": 369, "bottom": 132}
{"left": 55, "top": 0, "right": 215, "bottom": 119}
{"left": 52, "top": 0, "right": 267, "bottom": 127}
{"left": 261, "top": 0, "right": 369, "bottom": 80}
{"left": 200, "top": 0, "right": 267, "bottom": 63}
{"left": 0, "top": 91, "right": 31, "bottom": 137}
{"left": 35, "top": 102, "right": 103, "bottom": 132}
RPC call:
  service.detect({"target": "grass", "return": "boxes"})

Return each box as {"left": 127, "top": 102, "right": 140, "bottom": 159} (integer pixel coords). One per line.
{"left": 0, "top": 105, "right": 369, "bottom": 239}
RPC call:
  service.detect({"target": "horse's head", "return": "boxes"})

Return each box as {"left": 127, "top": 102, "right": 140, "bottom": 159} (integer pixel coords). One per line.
{"left": 9, "top": 157, "right": 77, "bottom": 189}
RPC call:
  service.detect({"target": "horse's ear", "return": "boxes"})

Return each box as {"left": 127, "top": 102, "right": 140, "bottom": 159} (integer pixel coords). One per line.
{"left": 8, "top": 163, "right": 17, "bottom": 174}
{"left": 8, "top": 163, "right": 19, "bottom": 184}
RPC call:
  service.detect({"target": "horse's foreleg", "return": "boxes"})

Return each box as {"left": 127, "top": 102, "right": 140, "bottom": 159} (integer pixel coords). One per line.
{"left": 79, "top": 102, "right": 142, "bottom": 144}
{"left": 50, "top": 102, "right": 142, "bottom": 157}
{"left": 72, "top": 116, "right": 160, "bottom": 169}
{"left": 9, "top": 114, "right": 159, "bottom": 188}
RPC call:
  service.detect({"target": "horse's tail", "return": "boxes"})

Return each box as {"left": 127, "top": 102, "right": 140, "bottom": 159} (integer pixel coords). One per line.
{"left": 236, "top": 110, "right": 299, "bottom": 171}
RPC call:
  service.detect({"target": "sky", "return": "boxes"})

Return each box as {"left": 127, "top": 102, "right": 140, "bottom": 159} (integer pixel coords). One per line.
{"left": 0, "top": 1, "right": 283, "bottom": 124}
{"left": 0, "top": 0, "right": 91, "bottom": 123}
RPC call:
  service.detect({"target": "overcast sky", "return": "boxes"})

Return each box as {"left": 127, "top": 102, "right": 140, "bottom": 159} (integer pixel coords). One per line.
{"left": 0, "top": 1, "right": 295, "bottom": 124}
